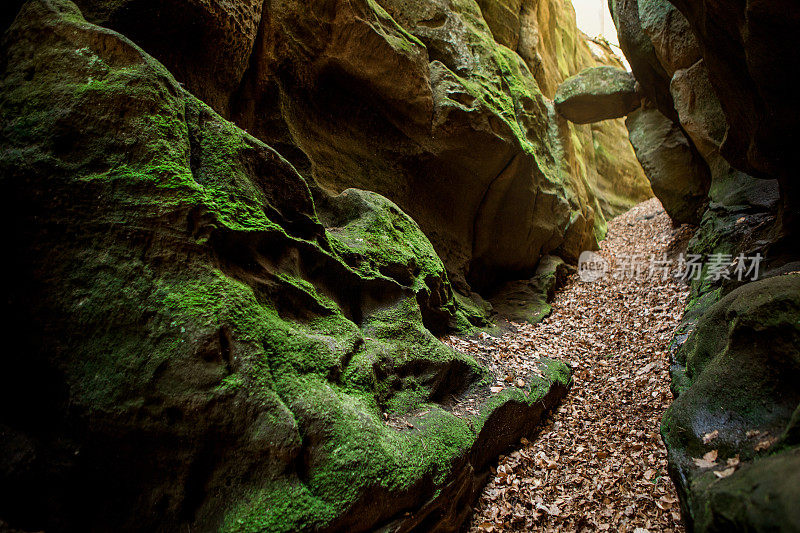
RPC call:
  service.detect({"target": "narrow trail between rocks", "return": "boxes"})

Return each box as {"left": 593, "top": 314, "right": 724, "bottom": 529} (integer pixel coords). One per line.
{"left": 453, "top": 199, "right": 692, "bottom": 532}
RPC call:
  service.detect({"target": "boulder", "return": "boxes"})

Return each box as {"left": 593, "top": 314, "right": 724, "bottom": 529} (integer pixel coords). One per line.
{"left": 663, "top": 274, "right": 800, "bottom": 532}
{"left": 554, "top": 66, "right": 640, "bottom": 124}
{"left": 625, "top": 108, "right": 710, "bottom": 225}
{"left": 668, "top": 60, "right": 725, "bottom": 163}
{"left": 0, "top": 2, "right": 571, "bottom": 531}
{"left": 509, "top": 0, "right": 652, "bottom": 219}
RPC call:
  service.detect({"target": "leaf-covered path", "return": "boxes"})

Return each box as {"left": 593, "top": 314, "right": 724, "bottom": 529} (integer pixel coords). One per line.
{"left": 450, "top": 199, "right": 691, "bottom": 532}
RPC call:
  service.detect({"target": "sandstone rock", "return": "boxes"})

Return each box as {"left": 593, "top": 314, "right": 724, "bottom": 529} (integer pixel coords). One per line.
{"left": 663, "top": 274, "right": 800, "bottom": 532}
{"left": 609, "top": 0, "right": 676, "bottom": 121}
{"left": 73, "top": 0, "right": 264, "bottom": 116}
{"left": 65, "top": 0, "right": 653, "bottom": 292}
{"left": 253, "top": 0, "right": 601, "bottom": 290}
{"left": 489, "top": 256, "right": 568, "bottom": 324}
{"left": 669, "top": 60, "right": 725, "bottom": 163}
{"left": 636, "top": 0, "right": 699, "bottom": 77}
{"left": 476, "top": 0, "right": 524, "bottom": 49}
{"left": 618, "top": 0, "right": 780, "bottom": 275}
{"left": 0, "top": 2, "right": 571, "bottom": 530}
{"left": 554, "top": 66, "right": 640, "bottom": 124}
{"left": 507, "top": 0, "right": 653, "bottom": 219}
{"left": 666, "top": 0, "right": 800, "bottom": 240}
{"left": 667, "top": 0, "right": 800, "bottom": 186}
{"left": 610, "top": 1, "right": 800, "bottom": 530}
{"left": 625, "top": 108, "right": 709, "bottom": 225}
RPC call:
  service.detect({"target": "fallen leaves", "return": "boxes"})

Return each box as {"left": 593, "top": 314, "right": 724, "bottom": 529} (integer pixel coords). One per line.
{"left": 713, "top": 468, "right": 736, "bottom": 479}
{"left": 693, "top": 450, "right": 718, "bottom": 469}
{"left": 702, "top": 430, "right": 719, "bottom": 444}
{"left": 755, "top": 437, "right": 777, "bottom": 452}
{"left": 459, "top": 199, "right": 689, "bottom": 532}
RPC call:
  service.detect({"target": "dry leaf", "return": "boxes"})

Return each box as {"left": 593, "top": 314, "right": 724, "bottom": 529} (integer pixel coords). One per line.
{"left": 702, "top": 430, "right": 719, "bottom": 444}
{"left": 714, "top": 467, "right": 736, "bottom": 479}
{"left": 755, "top": 437, "right": 777, "bottom": 452}
{"left": 694, "top": 458, "right": 716, "bottom": 469}
{"left": 703, "top": 450, "right": 718, "bottom": 462}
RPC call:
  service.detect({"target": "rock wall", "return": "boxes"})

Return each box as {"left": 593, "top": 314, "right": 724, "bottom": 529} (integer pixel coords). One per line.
{"left": 0, "top": 2, "right": 576, "bottom": 531}
{"left": 63, "top": 0, "right": 650, "bottom": 293}
{"left": 0, "top": 0, "right": 652, "bottom": 530}
{"left": 600, "top": 0, "right": 800, "bottom": 530}
{"left": 482, "top": 0, "right": 653, "bottom": 221}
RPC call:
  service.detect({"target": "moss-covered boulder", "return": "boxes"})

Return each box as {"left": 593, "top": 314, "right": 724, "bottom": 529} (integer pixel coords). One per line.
{"left": 662, "top": 274, "right": 800, "bottom": 531}
{"left": 499, "top": 0, "right": 652, "bottom": 219}
{"left": 0, "top": 1, "right": 571, "bottom": 530}
{"left": 554, "top": 66, "right": 640, "bottom": 124}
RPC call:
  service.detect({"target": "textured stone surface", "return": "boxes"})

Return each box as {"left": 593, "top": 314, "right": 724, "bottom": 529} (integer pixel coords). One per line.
{"left": 668, "top": 60, "right": 724, "bottom": 163}
{"left": 663, "top": 274, "right": 800, "bottom": 532}
{"left": 625, "top": 107, "right": 709, "bottom": 225}
{"left": 609, "top": 0, "right": 676, "bottom": 121}
{"left": 0, "top": 2, "right": 572, "bottom": 531}
{"left": 65, "top": 0, "right": 652, "bottom": 293}
{"left": 637, "top": 0, "right": 699, "bottom": 77}
{"left": 611, "top": 0, "right": 800, "bottom": 530}
{"left": 489, "top": 256, "right": 567, "bottom": 325}
{"left": 554, "top": 66, "right": 640, "bottom": 123}
{"left": 666, "top": 0, "right": 800, "bottom": 191}
{"left": 509, "top": 0, "right": 652, "bottom": 219}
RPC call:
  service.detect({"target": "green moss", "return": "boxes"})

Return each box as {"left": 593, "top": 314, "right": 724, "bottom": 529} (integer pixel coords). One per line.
{"left": 222, "top": 478, "right": 336, "bottom": 533}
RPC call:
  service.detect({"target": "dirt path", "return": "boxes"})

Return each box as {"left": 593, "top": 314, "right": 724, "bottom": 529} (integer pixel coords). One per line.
{"left": 451, "top": 198, "right": 691, "bottom": 532}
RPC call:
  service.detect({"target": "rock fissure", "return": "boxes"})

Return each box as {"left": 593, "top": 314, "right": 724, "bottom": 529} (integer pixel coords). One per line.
{"left": 3, "top": 0, "right": 798, "bottom": 531}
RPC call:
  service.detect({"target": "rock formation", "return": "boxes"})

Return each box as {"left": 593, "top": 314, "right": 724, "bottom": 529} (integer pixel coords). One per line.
{"left": 60, "top": 0, "right": 651, "bottom": 294}
{"left": 0, "top": 0, "right": 650, "bottom": 531}
{"left": 554, "top": 66, "right": 639, "bottom": 124}
{"left": 663, "top": 274, "right": 800, "bottom": 531}
{"left": 567, "top": 0, "right": 800, "bottom": 529}
{"left": 550, "top": 0, "right": 800, "bottom": 527}
{"left": 625, "top": 107, "right": 709, "bottom": 225}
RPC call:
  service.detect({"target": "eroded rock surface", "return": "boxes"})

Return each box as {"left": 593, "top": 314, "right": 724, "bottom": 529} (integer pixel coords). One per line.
{"left": 664, "top": 275, "right": 800, "bottom": 531}
{"left": 625, "top": 107, "right": 709, "bottom": 225}
{"left": 64, "top": 0, "right": 651, "bottom": 293}
{"left": 554, "top": 66, "right": 639, "bottom": 124}
{"left": 0, "top": 2, "right": 572, "bottom": 531}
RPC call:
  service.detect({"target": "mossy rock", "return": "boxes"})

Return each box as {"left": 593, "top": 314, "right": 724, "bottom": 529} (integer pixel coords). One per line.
{"left": 64, "top": 0, "right": 656, "bottom": 293}
{"left": 662, "top": 274, "right": 800, "bottom": 532}
{"left": 0, "top": 2, "right": 569, "bottom": 531}
{"left": 554, "top": 66, "right": 640, "bottom": 124}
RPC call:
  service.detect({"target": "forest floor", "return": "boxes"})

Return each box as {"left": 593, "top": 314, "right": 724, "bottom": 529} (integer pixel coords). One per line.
{"left": 450, "top": 198, "right": 693, "bottom": 532}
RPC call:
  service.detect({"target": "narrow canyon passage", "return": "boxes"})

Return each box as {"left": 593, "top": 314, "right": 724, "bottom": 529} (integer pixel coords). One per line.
{"left": 447, "top": 199, "right": 691, "bottom": 532}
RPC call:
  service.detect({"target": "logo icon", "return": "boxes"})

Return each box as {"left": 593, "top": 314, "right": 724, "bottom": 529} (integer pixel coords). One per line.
{"left": 578, "top": 251, "right": 609, "bottom": 283}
